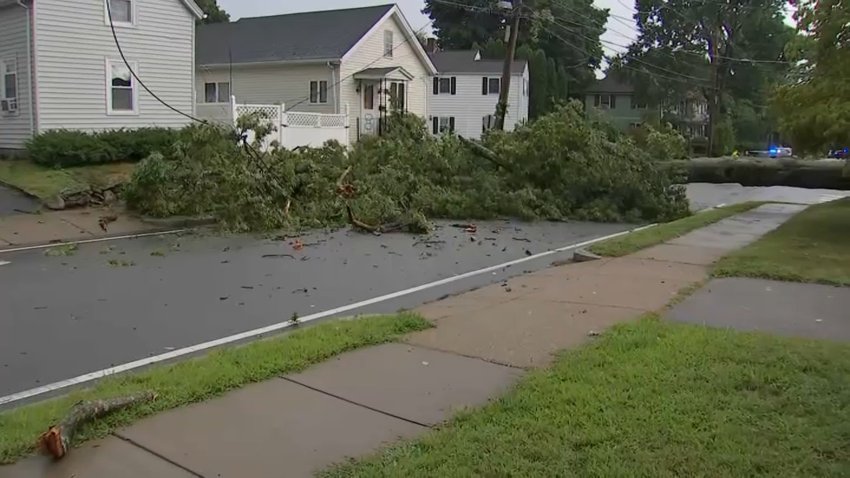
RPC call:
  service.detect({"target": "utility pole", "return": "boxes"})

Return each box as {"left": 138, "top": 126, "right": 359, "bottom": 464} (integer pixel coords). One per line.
{"left": 495, "top": 0, "right": 521, "bottom": 131}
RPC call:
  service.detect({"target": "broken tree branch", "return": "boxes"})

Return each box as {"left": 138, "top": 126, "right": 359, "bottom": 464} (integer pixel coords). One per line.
{"left": 458, "top": 136, "right": 515, "bottom": 172}
{"left": 38, "top": 391, "right": 156, "bottom": 460}
{"left": 346, "top": 205, "right": 380, "bottom": 233}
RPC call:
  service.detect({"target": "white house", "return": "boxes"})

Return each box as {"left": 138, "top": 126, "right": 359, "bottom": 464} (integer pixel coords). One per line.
{"left": 0, "top": 0, "right": 203, "bottom": 152}
{"left": 427, "top": 50, "right": 529, "bottom": 139}
{"left": 195, "top": 4, "right": 438, "bottom": 144}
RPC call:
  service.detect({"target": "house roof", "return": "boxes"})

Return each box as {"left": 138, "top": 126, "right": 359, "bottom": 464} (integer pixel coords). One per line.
{"left": 428, "top": 50, "right": 527, "bottom": 75}
{"left": 585, "top": 75, "right": 635, "bottom": 94}
{"left": 196, "top": 4, "right": 396, "bottom": 66}
{"left": 354, "top": 67, "right": 414, "bottom": 80}
{"left": 181, "top": 0, "right": 204, "bottom": 19}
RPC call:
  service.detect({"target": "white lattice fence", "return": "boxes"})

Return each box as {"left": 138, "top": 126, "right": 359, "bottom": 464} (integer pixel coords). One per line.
{"left": 229, "top": 98, "right": 350, "bottom": 150}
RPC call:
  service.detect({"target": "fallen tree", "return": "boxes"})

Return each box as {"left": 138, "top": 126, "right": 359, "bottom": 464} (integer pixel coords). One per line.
{"left": 664, "top": 157, "right": 850, "bottom": 190}
{"left": 38, "top": 391, "right": 156, "bottom": 459}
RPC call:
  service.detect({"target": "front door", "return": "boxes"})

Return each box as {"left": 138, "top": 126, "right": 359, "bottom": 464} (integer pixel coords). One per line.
{"left": 360, "top": 81, "right": 378, "bottom": 136}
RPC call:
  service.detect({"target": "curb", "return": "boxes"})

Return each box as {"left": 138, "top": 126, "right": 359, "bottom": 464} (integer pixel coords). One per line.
{"left": 139, "top": 215, "right": 217, "bottom": 228}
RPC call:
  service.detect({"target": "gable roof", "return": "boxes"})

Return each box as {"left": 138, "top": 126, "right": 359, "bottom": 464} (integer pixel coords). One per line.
{"left": 196, "top": 4, "right": 395, "bottom": 66}
{"left": 585, "top": 75, "right": 634, "bottom": 94}
{"left": 181, "top": 0, "right": 204, "bottom": 19}
{"left": 429, "top": 50, "right": 527, "bottom": 75}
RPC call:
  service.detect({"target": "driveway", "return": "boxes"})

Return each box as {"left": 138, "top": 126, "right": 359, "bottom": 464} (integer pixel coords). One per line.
{"left": 0, "top": 185, "right": 40, "bottom": 216}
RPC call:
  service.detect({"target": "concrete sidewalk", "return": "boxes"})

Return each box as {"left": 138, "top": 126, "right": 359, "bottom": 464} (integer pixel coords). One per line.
{"left": 0, "top": 207, "right": 167, "bottom": 249}
{"left": 0, "top": 203, "right": 808, "bottom": 478}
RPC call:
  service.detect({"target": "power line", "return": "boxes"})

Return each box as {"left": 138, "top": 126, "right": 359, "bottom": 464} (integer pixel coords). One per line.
{"left": 106, "top": 0, "right": 205, "bottom": 123}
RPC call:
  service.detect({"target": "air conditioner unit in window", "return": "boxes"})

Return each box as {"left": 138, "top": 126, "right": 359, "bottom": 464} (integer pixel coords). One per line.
{"left": 1, "top": 99, "right": 17, "bottom": 112}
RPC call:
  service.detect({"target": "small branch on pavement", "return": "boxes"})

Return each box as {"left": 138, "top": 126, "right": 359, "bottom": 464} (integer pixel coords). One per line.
{"left": 38, "top": 391, "right": 156, "bottom": 460}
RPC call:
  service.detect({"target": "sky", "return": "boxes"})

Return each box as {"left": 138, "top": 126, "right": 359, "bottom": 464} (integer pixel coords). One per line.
{"left": 215, "top": 0, "right": 639, "bottom": 58}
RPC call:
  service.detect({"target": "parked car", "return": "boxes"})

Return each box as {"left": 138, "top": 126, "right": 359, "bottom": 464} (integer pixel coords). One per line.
{"left": 828, "top": 147, "right": 849, "bottom": 159}
{"left": 768, "top": 146, "right": 793, "bottom": 158}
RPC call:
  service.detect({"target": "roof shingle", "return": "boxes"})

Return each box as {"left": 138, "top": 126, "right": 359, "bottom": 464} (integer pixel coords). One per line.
{"left": 196, "top": 4, "right": 394, "bottom": 66}
{"left": 428, "top": 50, "right": 527, "bottom": 74}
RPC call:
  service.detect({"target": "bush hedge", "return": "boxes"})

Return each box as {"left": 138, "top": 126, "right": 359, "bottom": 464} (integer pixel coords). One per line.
{"left": 27, "top": 128, "right": 181, "bottom": 167}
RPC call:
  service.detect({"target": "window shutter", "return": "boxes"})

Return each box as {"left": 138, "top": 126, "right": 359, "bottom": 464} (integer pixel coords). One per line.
{"left": 482, "top": 77, "right": 488, "bottom": 95}
{"left": 594, "top": 95, "right": 600, "bottom": 107}
{"left": 449, "top": 117, "right": 455, "bottom": 132}
{"left": 450, "top": 77, "right": 457, "bottom": 95}
{"left": 432, "top": 117, "right": 439, "bottom": 134}
{"left": 433, "top": 77, "right": 439, "bottom": 95}
{"left": 611, "top": 95, "right": 617, "bottom": 109}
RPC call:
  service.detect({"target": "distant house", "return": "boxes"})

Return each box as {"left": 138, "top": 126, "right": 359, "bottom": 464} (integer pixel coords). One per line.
{"left": 427, "top": 50, "right": 529, "bottom": 139}
{"left": 585, "top": 75, "right": 709, "bottom": 139}
{"left": 195, "top": 4, "right": 437, "bottom": 144}
{"left": 0, "top": 0, "right": 204, "bottom": 152}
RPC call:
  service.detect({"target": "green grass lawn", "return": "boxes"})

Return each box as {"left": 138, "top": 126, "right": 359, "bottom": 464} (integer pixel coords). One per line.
{"left": 324, "top": 318, "right": 850, "bottom": 477}
{"left": 0, "top": 160, "right": 135, "bottom": 200}
{"left": 714, "top": 198, "right": 850, "bottom": 286}
{"left": 0, "top": 313, "right": 430, "bottom": 464}
{"left": 590, "top": 202, "right": 765, "bottom": 257}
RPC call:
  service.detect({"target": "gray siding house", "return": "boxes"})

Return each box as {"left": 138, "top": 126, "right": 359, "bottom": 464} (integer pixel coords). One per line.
{"left": 0, "top": 0, "right": 203, "bottom": 152}
{"left": 195, "top": 4, "right": 437, "bottom": 143}
{"left": 427, "top": 50, "right": 529, "bottom": 139}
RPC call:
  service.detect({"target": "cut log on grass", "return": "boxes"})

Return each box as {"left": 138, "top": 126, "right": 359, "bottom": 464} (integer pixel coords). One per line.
{"left": 38, "top": 391, "right": 156, "bottom": 460}
{"left": 663, "top": 157, "right": 850, "bottom": 190}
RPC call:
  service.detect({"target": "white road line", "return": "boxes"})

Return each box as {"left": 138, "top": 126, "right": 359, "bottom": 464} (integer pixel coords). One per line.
{"left": 0, "top": 229, "right": 191, "bottom": 255}
{"left": 0, "top": 224, "right": 656, "bottom": 407}
{"left": 0, "top": 261, "right": 10, "bottom": 266}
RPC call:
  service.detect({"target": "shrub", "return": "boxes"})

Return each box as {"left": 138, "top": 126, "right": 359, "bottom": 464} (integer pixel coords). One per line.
{"left": 27, "top": 128, "right": 182, "bottom": 167}
{"left": 630, "top": 123, "right": 688, "bottom": 161}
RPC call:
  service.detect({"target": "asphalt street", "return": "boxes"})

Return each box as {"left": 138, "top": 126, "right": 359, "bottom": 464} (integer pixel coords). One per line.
{"left": 0, "top": 220, "right": 630, "bottom": 401}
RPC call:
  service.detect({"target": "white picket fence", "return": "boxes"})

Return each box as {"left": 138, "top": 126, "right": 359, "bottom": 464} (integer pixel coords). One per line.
{"left": 196, "top": 96, "right": 350, "bottom": 150}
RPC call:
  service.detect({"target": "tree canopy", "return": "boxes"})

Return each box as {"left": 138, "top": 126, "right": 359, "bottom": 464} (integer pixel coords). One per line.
{"left": 614, "top": 0, "right": 791, "bottom": 155}
{"left": 773, "top": 0, "right": 850, "bottom": 154}
{"left": 195, "top": 0, "right": 230, "bottom": 24}
{"left": 423, "top": 0, "right": 607, "bottom": 115}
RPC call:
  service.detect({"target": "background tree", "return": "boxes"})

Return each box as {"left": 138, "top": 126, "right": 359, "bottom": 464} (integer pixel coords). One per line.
{"left": 423, "top": 0, "right": 607, "bottom": 111}
{"left": 195, "top": 0, "right": 230, "bottom": 24}
{"left": 773, "top": 0, "right": 850, "bottom": 154}
{"left": 621, "top": 0, "right": 790, "bottom": 155}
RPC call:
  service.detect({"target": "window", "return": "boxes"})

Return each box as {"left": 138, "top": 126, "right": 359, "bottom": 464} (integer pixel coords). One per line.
{"left": 383, "top": 30, "right": 394, "bottom": 58}
{"left": 1, "top": 58, "right": 17, "bottom": 114}
{"left": 363, "top": 84, "right": 374, "bottom": 110}
{"left": 203, "top": 82, "right": 230, "bottom": 103}
{"left": 631, "top": 96, "right": 647, "bottom": 109}
{"left": 389, "top": 82, "right": 406, "bottom": 111}
{"left": 483, "top": 77, "right": 500, "bottom": 95}
{"left": 106, "top": 0, "right": 134, "bottom": 26}
{"left": 309, "top": 80, "right": 328, "bottom": 104}
{"left": 482, "top": 114, "right": 496, "bottom": 133}
{"left": 594, "top": 94, "right": 615, "bottom": 109}
{"left": 107, "top": 59, "right": 137, "bottom": 114}
{"left": 435, "top": 77, "right": 452, "bottom": 94}
{"left": 432, "top": 116, "right": 454, "bottom": 134}
{"left": 629, "top": 122, "right": 642, "bottom": 129}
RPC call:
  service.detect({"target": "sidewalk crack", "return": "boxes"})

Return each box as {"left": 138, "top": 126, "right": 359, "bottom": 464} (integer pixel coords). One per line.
{"left": 278, "top": 376, "right": 433, "bottom": 429}
{"left": 112, "top": 432, "right": 206, "bottom": 478}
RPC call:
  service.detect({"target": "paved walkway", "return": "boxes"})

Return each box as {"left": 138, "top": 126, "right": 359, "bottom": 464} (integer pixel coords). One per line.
{"left": 0, "top": 203, "right": 809, "bottom": 478}
{"left": 0, "top": 207, "right": 160, "bottom": 248}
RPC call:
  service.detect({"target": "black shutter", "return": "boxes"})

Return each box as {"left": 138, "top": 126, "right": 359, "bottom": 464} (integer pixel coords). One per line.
{"left": 450, "top": 77, "right": 457, "bottom": 95}
{"left": 482, "top": 77, "right": 488, "bottom": 95}
{"left": 449, "top": 117, "right": 455, "bottom": 132}
{"left": 398, "top": 83, "right": 406, "bottom": 111}
{"left": 432, "top": 117, "right": 439, "bottom": 134}
{"left": 611, "top": 95, "right": 617, "bottom": 109}
{"left": 433, "top": 77, "right": 439, "bottom": 95}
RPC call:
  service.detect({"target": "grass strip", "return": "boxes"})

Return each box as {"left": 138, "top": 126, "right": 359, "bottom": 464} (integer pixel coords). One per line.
{"left": 714, "top": 198, "right": 850, "bottom": 286}
{"left": 324, "top": 317, "right": 850, "bottom": 477}
{"left": 0, "top": 313, "right": 430, "bottom": 464}
{"left": 0, "top": 160, "right": 134, "bottom": 200}
{"left": 589, "top": 201, "right": 765, "bottom": 257}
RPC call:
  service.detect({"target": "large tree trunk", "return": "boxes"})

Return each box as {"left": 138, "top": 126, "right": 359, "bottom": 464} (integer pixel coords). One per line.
{"left": 664, "top": 158, "right": 850, "bottom": 190}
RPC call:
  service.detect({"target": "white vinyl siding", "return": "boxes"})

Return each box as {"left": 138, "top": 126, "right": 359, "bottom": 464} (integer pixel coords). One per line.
{"left": 427, "top": 65, "right": 529, "bottom": 140}
{"left": 35, "top": 0, "right": 196, "bottom": 133}
{"left": 340, "top": 12, "right": 430, "bottom": 143}
{"left": 195, "top": 63, "right": 338, "bottom": 122}
{"left": 0, "top": 4, "right": 33, "bottom": 150}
